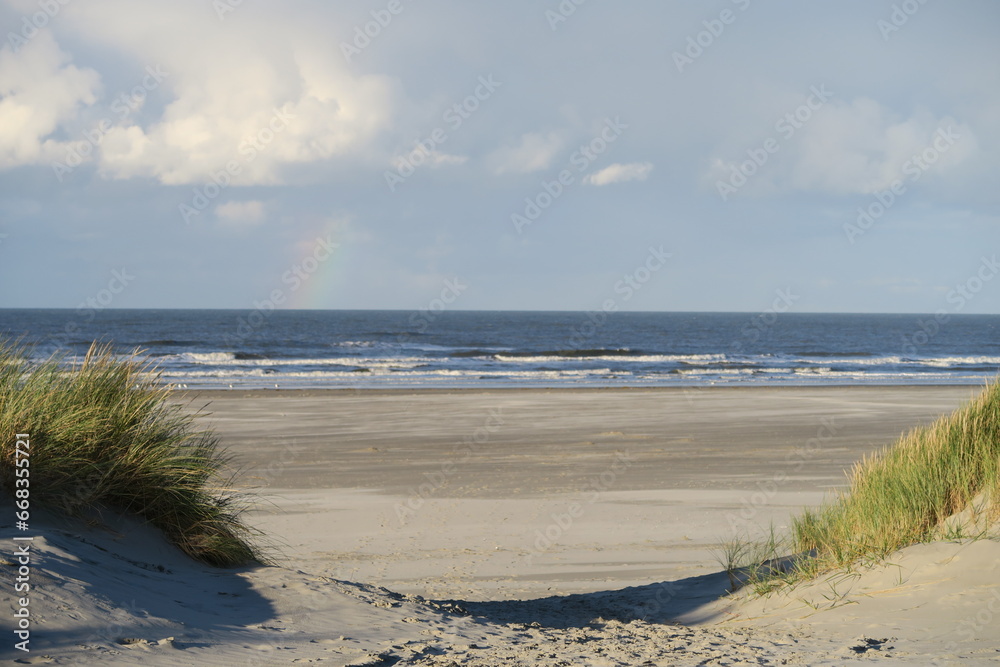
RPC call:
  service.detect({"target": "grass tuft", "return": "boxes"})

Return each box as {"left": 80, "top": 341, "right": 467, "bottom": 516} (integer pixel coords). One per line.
{"left": 715, "top": 524, "right": 798, "bottom": 595}
{"left": 731, "top": 380, "right": 1000, "bottom": 595}
{"left": 791, "top": 380, "right": 1000, "bottom": 575}
{"left": 0, "top": 340, "right": 265, "bottom": 567}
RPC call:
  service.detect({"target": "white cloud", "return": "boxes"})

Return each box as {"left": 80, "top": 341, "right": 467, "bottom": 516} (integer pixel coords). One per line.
{"left": 789, "top": 99, "right": 978, "bottom": 194}
{"left": 490, "top": 131, "right": 565, "bottom": 174}
{"left": 215, "top": 200, "right": 265, "bottom": 225}
{"left": 0, "top": 31, "right": 100, "bottom": 167}
{"left": 584, "top": 161, "right": 654, "bottom": 186}
{"left": 428, "top": 152, "right": 467, "bottom": 167}
{"left": 704, "top": 97, "right": 979, "bottom": 197}
{"left": 1, "top": 1, "right": 399, "bottom": 184}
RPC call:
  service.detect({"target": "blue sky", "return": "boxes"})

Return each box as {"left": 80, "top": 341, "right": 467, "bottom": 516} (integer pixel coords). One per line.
{"left": 1, "top": 0, "right": 998, "bottom": 313}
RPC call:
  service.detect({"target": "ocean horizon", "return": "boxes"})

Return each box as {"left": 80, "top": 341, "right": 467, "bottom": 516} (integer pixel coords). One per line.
{"left": 1, "top": 308, "right": 998, "bottom": 390}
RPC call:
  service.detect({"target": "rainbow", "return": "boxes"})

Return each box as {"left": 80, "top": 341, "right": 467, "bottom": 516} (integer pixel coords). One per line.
{"left": 284, "top": 231, "right": 342, "bottom": 309}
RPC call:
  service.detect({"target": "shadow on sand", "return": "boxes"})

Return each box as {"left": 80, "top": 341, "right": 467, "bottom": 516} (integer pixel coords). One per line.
{"left": 432, "top": 570, "right": 737, "bottom": 630}
{"left": 0, "top": 508, "right": 276, "bottom": 653}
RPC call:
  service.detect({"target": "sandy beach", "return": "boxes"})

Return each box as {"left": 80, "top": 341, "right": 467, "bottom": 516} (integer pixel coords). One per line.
{"left": 6, "top": 386, "right": 1000, "bottom": 665}
{"left": 5, "top": 0, "right": 995, "bottom": 663}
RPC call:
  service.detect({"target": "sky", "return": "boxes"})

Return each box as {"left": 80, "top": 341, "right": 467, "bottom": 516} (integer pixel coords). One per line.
{"left": 0, "top": 0, "right": 998, "bottom": 314}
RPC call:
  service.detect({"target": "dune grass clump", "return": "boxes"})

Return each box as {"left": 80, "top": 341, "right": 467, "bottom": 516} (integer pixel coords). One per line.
{"left": 791, "top": 380, "right": 1000, "bottom": 575}
{"left": 0, "top": 341, "right": 263, "bottom": 567}
{"left": 722, "top": 380, "right": 1000, "bottom": 594}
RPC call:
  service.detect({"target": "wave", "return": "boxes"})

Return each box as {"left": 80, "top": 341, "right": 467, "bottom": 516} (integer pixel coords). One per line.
{"left": 953, "top": 365, "right": 1000, "bottom": 373}
{"left": 164, "top": 349, "right": 1000, "bottom": 369}
{"left": 795, "top": 350, "right": 878, "bottom": 358}
{"left": 365, "top": 330, "right": 426, "bottom": 337}
{"left": 332, "top": 339, "right": 458, "bottom": 354}
{"left": 918, "top": 355, "right": 1000, "bottom": 368}
{"left": 491, "top": 352, "right": 729, "bottom": 365}
{"left": 765, "top": 354, "right": 905, "bottom": 368}
{"left": 157, "top": 364, "right": 999, "bottom": 389}
{"left": 450, "top": 348, "right": 511, "bottom": 358}
{"left": 181, "top": 351, "right": 237, "bottom": 363}
{"left": 497, "top": 348, "right": 639, "bottom": 358}
{"left": 335, "top": 340, "right": 376, "bottom": 348}
{"left": 150, "top": 347, "right": 1000, "bottom": 391}
{"left": 161, "top": 366, "right": 616, "bottom": 380}
{"left": 676, "top": 367, "right": 755, "bottom": 376}
{"left": 167, "top": 353, "right": 434, "bottom": 369}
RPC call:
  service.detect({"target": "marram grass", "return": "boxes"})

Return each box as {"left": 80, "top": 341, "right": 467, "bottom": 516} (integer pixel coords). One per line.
{"left": 722, "top": 380, "right": 1000, "bottom": 594}
{"left": 792, "top": 380, "right": 1000, "bottom": 570}
{"left": 0, "top": 341, "right": 264, "bottom": 567}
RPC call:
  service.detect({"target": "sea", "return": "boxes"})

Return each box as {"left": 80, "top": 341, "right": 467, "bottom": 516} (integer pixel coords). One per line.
{"left": 1, "top": 309, "right": 999, "bottom": 390}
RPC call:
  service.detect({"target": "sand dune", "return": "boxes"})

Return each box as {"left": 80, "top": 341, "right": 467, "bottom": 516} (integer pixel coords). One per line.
{"left": 4, "top": 387, "right": 998, "bottom": 665}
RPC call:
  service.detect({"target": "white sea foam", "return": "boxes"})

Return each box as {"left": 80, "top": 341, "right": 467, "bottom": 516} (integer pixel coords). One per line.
{"left": 154, "top": 348, "right": 1000, "bottom": 390}
{"left": 920, "top": 355, "right": 1000, "bottom": 367}
{"left": 181, "top": 352, "right": 237, "bottom": 363}
{"left": 492, "top": 353, "right": 727, "bottom": 364}
{"left": 171, "top": 354, "right": 431, "bottom": 369}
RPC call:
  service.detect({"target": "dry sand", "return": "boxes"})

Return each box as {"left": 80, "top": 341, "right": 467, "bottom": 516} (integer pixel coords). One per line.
{"left": 4, "top": 386, "right": 1000, "bottom": 665}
